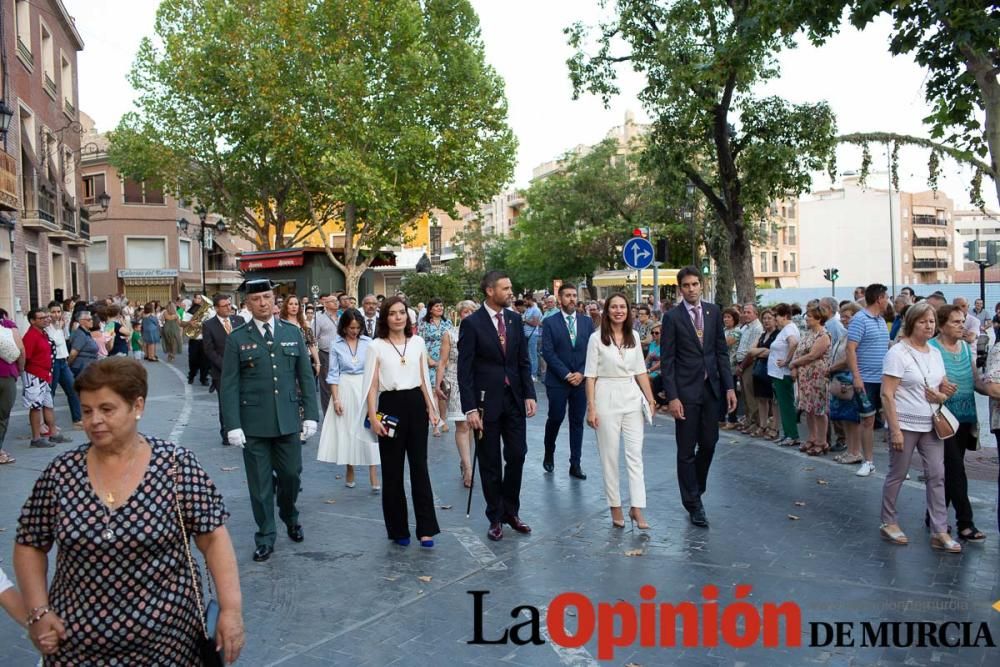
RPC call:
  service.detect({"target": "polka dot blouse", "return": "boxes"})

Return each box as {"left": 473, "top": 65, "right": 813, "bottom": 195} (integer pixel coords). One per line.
{"left": 16, "top": 436, "right": 229, "bottom": 666}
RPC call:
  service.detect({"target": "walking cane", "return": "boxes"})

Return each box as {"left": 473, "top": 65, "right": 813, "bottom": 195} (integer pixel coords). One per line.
{"left": 466, "top": 391, "right": 485, "bottom": 518}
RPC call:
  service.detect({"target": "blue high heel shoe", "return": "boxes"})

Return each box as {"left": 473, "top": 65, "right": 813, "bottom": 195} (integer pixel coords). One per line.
{"left": 420, "top": 538, "right": 434, "bottom": 548}
{"left": 393, "top": 537, "right": 410, "bottom": 547}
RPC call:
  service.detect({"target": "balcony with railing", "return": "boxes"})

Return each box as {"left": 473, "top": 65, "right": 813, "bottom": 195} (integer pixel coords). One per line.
{"left": 16, "top": 39, "right": 32, "bottom": 67}
{"left": 43, "top": 74, "right": 57, "bottom": 99}
{"left": 68, "top": 208, "right": 91, "bottom": 246}
{"left": 912, "top": 214, "right": 947, "bottom": 226}
{"left": 21, "top": 184, "right": 58, "bottom": 230}
{"left": 911, "top": 237, "right": 949, "bottom": 248}
{"left": 64, "top": 99, "right": 76, "bottom": 119}
{"left": 0, "top": 153, "right": 18, "bottom": 211}
{"left": 912, "top": 259, "right": 950, "bottom": 271}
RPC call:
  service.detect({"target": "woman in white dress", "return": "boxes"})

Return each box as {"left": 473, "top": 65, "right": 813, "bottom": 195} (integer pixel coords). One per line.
{"left": 317, "top": 309, "right": 380, "bottom": 491}
{"left": 435, "top": 300, "right": 478, "bottom": 487}
{"left": 585, "top": 293, "right": 656, "bottom": 531}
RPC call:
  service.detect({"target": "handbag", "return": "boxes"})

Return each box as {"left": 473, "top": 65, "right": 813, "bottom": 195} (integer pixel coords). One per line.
{"left": 830, "top": 374, "right": 855, "bottom": 401}
{"left": 0, "top": 326, "right": 18, "bottom": 363}
{"left": 752, "top": 357, "right": 769, "bottom": 380}
{"left": 439, "top": 378, "right": 452, "bottom": 400}
{"left": 902, "top": 345, "right": 958, "bottom": 440}
{"left": 169, "top": 446, "right": 224, "bottom": 667}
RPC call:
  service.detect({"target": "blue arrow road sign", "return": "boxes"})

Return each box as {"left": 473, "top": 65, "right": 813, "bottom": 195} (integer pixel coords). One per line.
{"left": 623, "top": 237, "right": 654, "bottom": 270}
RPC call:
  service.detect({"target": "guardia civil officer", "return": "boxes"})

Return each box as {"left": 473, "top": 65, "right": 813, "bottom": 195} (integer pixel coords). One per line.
{"left": 221, "top": 279, "right": 319, "bottom": 562}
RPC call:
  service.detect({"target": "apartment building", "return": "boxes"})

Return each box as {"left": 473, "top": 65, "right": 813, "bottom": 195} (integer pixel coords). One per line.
{"left": 952, "top": 207, "right": 1000, "bottom": 283}
{"left": 79, "top": 114, "right": 248, "bottom": 304}
{"left": 1, "top": 0, "right": 88, "bottom": 322}
{"left": 752, "top": 199, "right": 800, "bottom": 288}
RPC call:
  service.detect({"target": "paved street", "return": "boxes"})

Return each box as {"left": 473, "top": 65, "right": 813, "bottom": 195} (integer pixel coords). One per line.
{"left": 0, "top": 355, "right": 998, "bottom": 666}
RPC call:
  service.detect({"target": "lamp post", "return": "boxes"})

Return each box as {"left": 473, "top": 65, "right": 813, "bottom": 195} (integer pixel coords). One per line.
{"left": 685, "top": 181, "right": 696, "bottom": 264}
{"left": 0, "top": 101, "right": 13, "bottom": 150}
{"left": 178, "top": 207, "right": 227, "bottom": 295}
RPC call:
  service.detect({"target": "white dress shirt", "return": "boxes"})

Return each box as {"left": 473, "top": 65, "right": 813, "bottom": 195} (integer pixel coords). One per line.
{"left": 252, "top": 316, "right": 278, "bottom": 339}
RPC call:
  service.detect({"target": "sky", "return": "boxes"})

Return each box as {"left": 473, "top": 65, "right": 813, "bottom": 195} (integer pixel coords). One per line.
{"left": 65, "top": 0, "right": 997, "bottom": 210}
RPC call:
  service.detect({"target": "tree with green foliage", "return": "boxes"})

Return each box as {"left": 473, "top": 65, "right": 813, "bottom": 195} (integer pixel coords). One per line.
{"left": 111, "top": 0, "right": 516, "bottom": 297}
{"left": 567, "top": 0, "right": 839, "bottom": 303}
{"left": 398, "top": 270, "right": 464, "bottom": 307}
{"left": 504, "top": 138, "right": 688, "bottom": 296}
{"left": 832, "top": 1, "right": 1000, "bottom": 208}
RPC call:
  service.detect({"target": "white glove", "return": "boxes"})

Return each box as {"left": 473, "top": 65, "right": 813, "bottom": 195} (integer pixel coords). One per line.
{"left": 227, "top": 428, "right": 247, "bottom": 448}
{"left": 301, "top": 420, "right": 318, "bottom": 440}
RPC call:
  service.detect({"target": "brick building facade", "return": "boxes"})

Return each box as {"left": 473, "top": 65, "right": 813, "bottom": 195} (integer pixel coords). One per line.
{"left": 0, "top": 0, "right": 88, "bottom": 326}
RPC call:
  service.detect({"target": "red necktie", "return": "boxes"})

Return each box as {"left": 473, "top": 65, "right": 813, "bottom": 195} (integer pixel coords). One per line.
{"left": 496, "top": 312, "right": 507, "bottom": 355}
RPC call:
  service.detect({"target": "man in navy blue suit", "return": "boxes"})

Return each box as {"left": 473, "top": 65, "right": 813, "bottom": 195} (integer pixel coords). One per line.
{"left": 660, "top": 266, "right": 737, "bottom": 528}
{"left": 541, "top": 283, "right": 592, "bottom": 479}
{"left": 459, "top": 271, "right": 537, "bottom": 541}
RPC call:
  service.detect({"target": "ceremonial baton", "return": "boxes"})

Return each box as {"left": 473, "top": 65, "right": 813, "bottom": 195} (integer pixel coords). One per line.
{"left": 466, "top": 390, "right": 485, "bottom": 518}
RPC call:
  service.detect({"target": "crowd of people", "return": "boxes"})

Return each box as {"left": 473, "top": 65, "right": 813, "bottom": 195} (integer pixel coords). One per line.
{"left": 0, "top": 271, "right": 998, "bottom": 663}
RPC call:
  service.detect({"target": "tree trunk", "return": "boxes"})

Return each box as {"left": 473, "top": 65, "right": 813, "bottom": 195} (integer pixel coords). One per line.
{"left": 707, "top": 225, "right": 734, "bottom": 307}
{"left": 730, "top": 226, "right": 756, "bottom": 305}
{"left": 960, "top": 44, "right": 1000, "bottom": 206}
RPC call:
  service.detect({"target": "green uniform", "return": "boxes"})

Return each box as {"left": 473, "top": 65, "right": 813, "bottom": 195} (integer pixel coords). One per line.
{"left": 221, "top": 317, "right": 319, "bottom": 548}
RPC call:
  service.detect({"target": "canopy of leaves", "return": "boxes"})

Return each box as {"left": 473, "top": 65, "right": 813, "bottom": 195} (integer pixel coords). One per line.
{"left": 110, "top": 0, "right": 517, "bottom": 286}
{"left": 398, "top": 270, "right": 464, "bottom": 307}
{"left": 501, "top": 139, "right": 675, "bottom": 290}
{"left": 566, "top": 0, "right": 839, "bottom": 302}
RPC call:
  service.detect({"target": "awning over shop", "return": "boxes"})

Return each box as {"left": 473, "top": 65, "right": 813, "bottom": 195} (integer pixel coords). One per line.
{"left": 591, "top": 269, "right": 680, "bottom": 287}
{"left": 239, "top": 249, "right": 305, "bottom": 271}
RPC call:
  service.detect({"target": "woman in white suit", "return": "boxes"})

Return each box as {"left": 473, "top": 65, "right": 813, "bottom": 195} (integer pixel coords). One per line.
{"left": 585, "top": 292, "right": 657, "bottom": 530}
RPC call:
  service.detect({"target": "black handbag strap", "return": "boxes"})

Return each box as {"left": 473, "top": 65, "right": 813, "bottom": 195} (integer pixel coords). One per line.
{"left": 169, "top": 444, "right": 212, "bottom": 640}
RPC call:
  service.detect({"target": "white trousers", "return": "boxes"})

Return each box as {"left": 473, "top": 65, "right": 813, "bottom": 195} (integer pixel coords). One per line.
{"left": 595, "top": 407, "right": 646, "bottom": 508}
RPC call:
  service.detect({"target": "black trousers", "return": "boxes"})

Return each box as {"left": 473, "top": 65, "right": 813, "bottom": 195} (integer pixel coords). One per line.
{"left": 478, "top": 386, "right": 527, "bottom": 523}
{"left": 674, "top": 381, "right": 720, "bottom": 512}
{"left": 378, "top": 388, "right": 439, "bottom": 540}
{"left": 543, "top": 381, "right": 586, "bottom": 466}
{"left": 942, "top": 422, "right": 976, "bottom": 531}
{"left": 188, "top": 339, "right": 209, "bottom": 382}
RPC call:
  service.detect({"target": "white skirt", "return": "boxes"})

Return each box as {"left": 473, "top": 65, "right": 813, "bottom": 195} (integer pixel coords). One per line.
{"left": 316, "top": 373, "right": 380, "bottom": 466}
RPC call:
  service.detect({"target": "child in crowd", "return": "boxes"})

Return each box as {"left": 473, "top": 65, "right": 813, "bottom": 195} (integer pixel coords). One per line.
{"left": 131, "top": 321, "right": 143, "bottom": 360}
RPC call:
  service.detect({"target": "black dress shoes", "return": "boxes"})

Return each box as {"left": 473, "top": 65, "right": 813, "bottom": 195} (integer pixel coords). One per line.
{"left": 287, "top": 524, "right": 305, "bottom": 542}
{"left": 488, "top": 522, "right": 503, "bottom": 541}
{"left": 504, "top": 515, "right": 532, "bottom": 534}
{"left": 689, "top": 508, "right": 709, "bottom": 528}
{"left": 569, "top": 465, "right": 587, "bottom": 480}
{"left": 253, "top": 545, "right": 273, "bottom": 562}
{"left": 542, "top": 453, "right": 554, "bottom": 474}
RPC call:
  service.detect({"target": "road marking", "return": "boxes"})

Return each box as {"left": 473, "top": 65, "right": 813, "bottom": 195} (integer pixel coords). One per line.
{"left": 453, "top": 526, "right": 507, "bottom": 571}
{"left": 538, "top": 605, "right": 599, "bottom": 666}
{"left": 162, "top": 362, "right": 194, "bottom": 444}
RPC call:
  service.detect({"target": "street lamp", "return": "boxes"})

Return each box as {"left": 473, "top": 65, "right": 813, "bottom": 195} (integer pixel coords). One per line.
{"left": 96, "top": 191, "right": 110, "bottom": 213}
{"left": 195, "top": 206, "right": 226, "bottom": 294}
{"left": 0, "top": 101, "right": 13, "bottom": 149}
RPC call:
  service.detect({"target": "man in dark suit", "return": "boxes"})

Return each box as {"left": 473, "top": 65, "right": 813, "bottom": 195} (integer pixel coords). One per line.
{"left": 459, "top": 271, "right": 537, "bottom": 541}
{"left": 203, "top": 293, "right": 244, "bottom": 446}
{"left": 660, "top": 266, "right": 737, "bottom": 528}
{"left": 541, "top": 283, "right": 592, "bottom": 479}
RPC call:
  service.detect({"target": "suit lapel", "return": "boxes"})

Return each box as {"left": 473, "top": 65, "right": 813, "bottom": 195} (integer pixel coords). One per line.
{"left": 702, "top": 303, "right": 713, "bottom": 347}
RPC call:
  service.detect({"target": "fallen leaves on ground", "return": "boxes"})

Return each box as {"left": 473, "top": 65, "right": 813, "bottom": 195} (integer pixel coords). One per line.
{"left": 624, "top": 549, "right": 645, "bottom": 557}
{"left": 437, "top": 504, "right": 453, "bottom": 510}
{"left": 324, "top": 499, "right": 337, "bottom": 504}
{"left": 794, "top": 501, "right": 806, "bottom": 507}
{"left": 417, "top": 575, "right": 432, "bottom": 582}
{"left": 220, "top": 466, "right": 238, "bottom": 472}
{"left": 382, "top": 576, "right": 398, "bottom": 582}
{"left": 817, "top": 479, "right": 829, "bottom": 485}
{"left": 788, "top": 514, "right": 800, "bottom": 521}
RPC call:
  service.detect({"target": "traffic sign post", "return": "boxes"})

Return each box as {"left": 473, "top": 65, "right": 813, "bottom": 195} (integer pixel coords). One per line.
{"left": 624, "top": 236, "right": 654, "bottom": 306}
{"left": 623, "top": 237, "right": 654, "bottom": 270}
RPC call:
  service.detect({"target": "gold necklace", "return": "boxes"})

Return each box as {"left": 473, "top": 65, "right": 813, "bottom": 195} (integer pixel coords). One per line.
{"left": 388, "top": 335, "right": 408, "bottom": 365}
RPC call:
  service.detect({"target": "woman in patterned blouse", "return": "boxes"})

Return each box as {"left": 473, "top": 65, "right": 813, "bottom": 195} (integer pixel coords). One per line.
{"left": 13, "top": 357, "right": 245, "bottom": 664}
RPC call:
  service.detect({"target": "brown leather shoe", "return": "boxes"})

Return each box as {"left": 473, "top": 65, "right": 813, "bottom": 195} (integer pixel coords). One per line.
{"left": 487, "top": 522, "right": 503, "bottom": 541}
{"left": 504, "top": 515, "right": 532, "bottom": 534}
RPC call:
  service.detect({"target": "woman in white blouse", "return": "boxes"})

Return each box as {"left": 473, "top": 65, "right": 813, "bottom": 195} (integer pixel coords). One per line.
{"left": 363, "top": 296, "right": 441, "bottom": 548}
{"left": 584, "top": 293, "right": 656, "bottom": 530}
{"left": 879, "top": 302, "right": 958, "bottom": 553}
{"left": 317, "top": 309, "right": 380, "bottom": 491}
